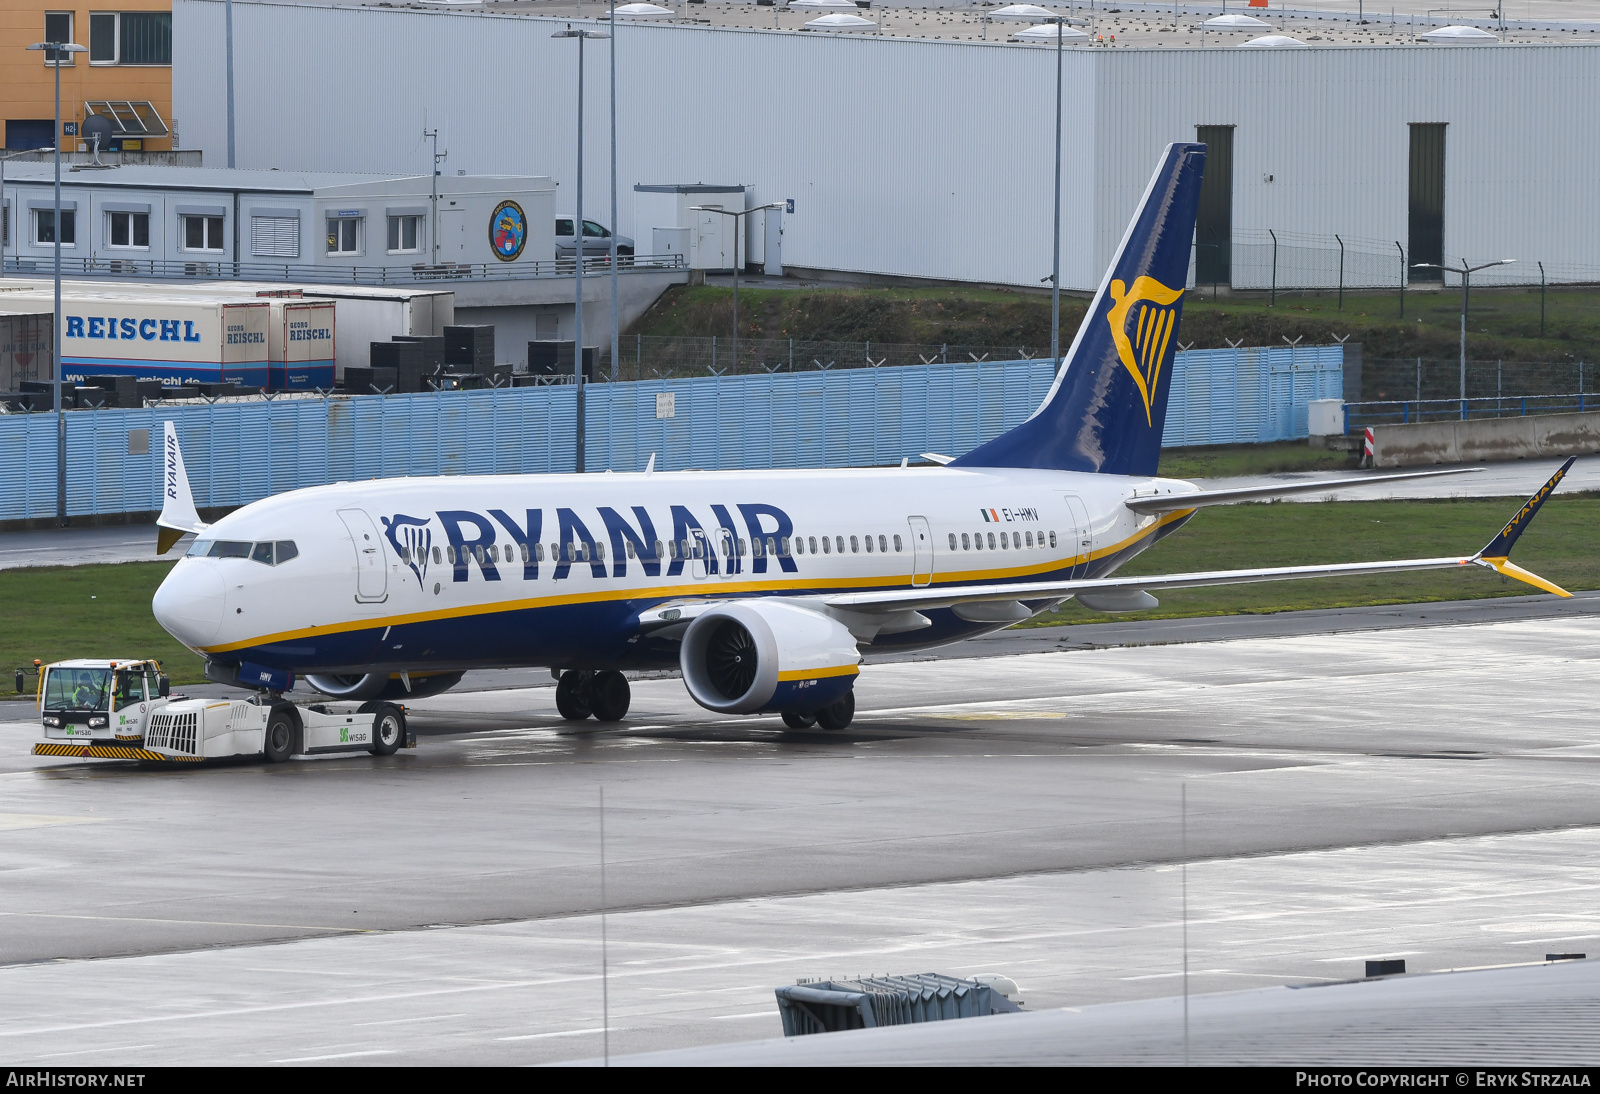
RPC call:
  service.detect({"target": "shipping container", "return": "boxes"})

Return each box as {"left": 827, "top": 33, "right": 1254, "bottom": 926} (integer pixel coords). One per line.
{"left": 0, "top": 287, "right": 270, "bottom": 388}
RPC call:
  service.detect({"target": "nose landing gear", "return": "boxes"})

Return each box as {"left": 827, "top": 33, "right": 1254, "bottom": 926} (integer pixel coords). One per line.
{"left": 555, "top": 670, "right": 631, "bottom": 723}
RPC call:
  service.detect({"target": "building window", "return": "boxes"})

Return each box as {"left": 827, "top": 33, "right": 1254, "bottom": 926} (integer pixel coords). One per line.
{"left": 327, "top": 217, "right": 361, "bottom": 256}
{"left": 387, "top": 215, "right": 421, "bottom": 254}
{"left": 42, "top": 13, "right": 74, "bottom": 64}
{"left": 89, "top": 12, "right": 171, "bottom": 65}
{"left": 34, "top": 209, "right": 75, "bottom": 246}
{"left": 107, "top": 211, "right": 149, "bottom": 249}
{"left": 182, "top": 215, "right": 224, "bottom": 252}
{"left": 250, "top": 216, "right": 299, "bottom": 258}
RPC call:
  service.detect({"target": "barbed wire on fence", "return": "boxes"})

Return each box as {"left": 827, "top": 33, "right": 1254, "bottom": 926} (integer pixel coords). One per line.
{"left": 592, "top": 336, "right": 1060, "bottom": 381}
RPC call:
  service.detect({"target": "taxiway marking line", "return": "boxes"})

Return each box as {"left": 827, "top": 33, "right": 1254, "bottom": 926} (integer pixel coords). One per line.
{"left": 274, "top": 1049, "right": 396, "bottom": 1063}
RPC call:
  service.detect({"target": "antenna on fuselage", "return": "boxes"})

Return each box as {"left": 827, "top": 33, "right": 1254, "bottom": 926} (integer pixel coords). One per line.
{"left": 645, "top": 452, "right": 656, "bottom": 475}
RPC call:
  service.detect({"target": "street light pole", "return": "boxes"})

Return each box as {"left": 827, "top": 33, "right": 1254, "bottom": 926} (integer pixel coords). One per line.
{"left": 689, "top": 202, "right": 785, "bottom": 372}
{"left": 1413, "top": 257, "right": 1515, "bottom": 418}
{"left": 28, "top": 40, "right": 85, "bottom": 527}
{"left": 554, "top": 24, "right": 610, "bottom": 473}
{"left": 1050, "top": 15, "right": 1063, "bottom": 364}
{"left": 609, "top": 3, "right": 619, "bottom": 382}
{"left": 225, "top": 0, "right": 237, "bottom": 168}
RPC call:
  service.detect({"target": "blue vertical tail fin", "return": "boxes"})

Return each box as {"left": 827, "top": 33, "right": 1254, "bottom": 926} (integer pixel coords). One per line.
{"left": 951, "top": 143, "right": 1207, "bottom": 476}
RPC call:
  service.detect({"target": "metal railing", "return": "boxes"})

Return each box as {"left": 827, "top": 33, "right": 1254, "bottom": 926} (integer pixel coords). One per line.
{"left": 0, "top": 252, "right": 686, "bottom": 286}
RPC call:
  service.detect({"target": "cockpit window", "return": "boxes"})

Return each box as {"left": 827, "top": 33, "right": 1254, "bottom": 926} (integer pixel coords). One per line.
{"left": 192, "top": 540, "right": 298, "bottom": 565}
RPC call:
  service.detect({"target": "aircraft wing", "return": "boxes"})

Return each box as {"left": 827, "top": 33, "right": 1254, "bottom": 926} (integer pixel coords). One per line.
{"left": 1125, "top": 466, "right": 1486, "bottom": 514}
{"left": 828, "top": 459, "right": 1575, "bottom": 614}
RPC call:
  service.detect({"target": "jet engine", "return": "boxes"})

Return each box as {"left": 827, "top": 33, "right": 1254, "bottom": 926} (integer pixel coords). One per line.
{"left": 303, "top": 671, "right": 465, "bottom": 702}
{"left": 679, "top": 600, "right": 860, "bottom": 715}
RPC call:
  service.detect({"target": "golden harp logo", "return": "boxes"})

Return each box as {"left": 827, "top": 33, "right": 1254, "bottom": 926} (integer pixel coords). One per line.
{"left": 1106, "top": 276, "right": 1184, "bottom": 426}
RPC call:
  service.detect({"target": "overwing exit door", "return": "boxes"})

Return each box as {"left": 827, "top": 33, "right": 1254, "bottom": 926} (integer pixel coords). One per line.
{"left": 338, "top": 508, "right": 389, "bottom": 602}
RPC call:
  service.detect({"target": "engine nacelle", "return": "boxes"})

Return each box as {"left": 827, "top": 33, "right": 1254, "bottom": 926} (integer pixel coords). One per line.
{"left": 680, "top": 600, "right": 860, "bottom": 715}
{"left": 303, "top": 671, "right": 464, "bottom": 702}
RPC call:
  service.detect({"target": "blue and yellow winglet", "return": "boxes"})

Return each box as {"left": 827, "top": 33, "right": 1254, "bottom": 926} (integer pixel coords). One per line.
{"left": 1472, "top": 456, "right": 1576, "bottom": 597}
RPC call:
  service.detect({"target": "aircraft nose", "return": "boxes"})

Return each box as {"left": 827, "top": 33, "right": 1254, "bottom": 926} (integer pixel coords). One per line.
{"left": 152, "top": 562, "right": 225, "bottom": 648}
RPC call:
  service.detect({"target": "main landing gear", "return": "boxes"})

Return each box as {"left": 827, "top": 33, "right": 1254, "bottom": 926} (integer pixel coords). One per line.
{"left": 555, "top": 670, "right": 631, "bottom": 723}
{"left": 781, "top": 690, "right": 855, "bottom": 732}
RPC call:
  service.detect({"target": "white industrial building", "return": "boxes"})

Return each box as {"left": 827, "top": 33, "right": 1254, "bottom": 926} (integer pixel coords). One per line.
{"left": 168, "top": 1, "right": 1600, "bottom": 293}
{"left": 0, "top": 164, "right": 555, "bottom": 275}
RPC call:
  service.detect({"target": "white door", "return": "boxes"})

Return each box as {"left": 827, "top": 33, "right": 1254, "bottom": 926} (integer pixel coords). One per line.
{"left": 338, "top": 508, "right": 389, "bottom": 602}
{"left": 694, "top": 209, "right": 726, "bottom": 270}
{"left": 908, "top": 516, "right": 932, "bottom": 587}
{"left": 438, "top": 208, "right": 468, "bottom": 262}
{"left": 1059, "top": 495, "right": 1093, "bottom": 578}
{"left": 690, "top": 528, "right": 711, "bottom": 580}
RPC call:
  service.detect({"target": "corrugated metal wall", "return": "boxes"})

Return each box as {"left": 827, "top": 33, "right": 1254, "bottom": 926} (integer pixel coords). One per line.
{"left": 173, "top": 1, "right": 1600, "bottom": 291}
{"left": 0, "top": 347, "right": 1340, "bottom": 521}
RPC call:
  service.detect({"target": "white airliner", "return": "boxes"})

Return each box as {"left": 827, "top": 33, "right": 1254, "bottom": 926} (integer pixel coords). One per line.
{"left": 151, "top": 144, "right": 1573, "bottom": 735}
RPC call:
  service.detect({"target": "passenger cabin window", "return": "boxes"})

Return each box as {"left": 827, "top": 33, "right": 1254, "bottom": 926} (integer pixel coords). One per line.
{"left": 835, "top": 536, "right": 844, "bottom": 554}
{"left": 948, "top": 533, "right": 956, "bottom": 550}
{"left": 894, "top": 535, "right": 902, "bottom": 552}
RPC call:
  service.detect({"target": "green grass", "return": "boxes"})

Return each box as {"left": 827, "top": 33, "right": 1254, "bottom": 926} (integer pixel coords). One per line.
{"left": 1, "top": 494, "right": 1590, "bottom": 684}
{"left": 1019, "top": 494, "right": 1600, "bottom": 627}
{"left": 631, "top": 283, "right": 1600, "bottom": 366}
{"left": 1154, "top": 442, "right": 1354, "bottom": 480}
{"left": 0, "top": 562, "right": 206, "bottom": 688}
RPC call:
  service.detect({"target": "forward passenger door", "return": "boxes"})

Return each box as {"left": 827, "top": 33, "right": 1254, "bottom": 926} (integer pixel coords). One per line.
{"left": 338, "top": 508, "right": 389, "bottom": 603}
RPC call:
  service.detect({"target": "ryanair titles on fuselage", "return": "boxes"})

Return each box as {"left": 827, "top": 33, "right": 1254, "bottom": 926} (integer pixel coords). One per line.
{"left": 381, "top": 502, "right": 800, "bottom": 590}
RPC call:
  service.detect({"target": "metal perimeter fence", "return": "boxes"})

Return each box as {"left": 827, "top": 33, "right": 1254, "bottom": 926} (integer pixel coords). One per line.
{"left": 587, "top": 335, "right": 1065, "bottom": 381}
{"left": 1346, "top": 356, "right": 1595, "bottom": 430}
{"left": 1194, "top": 229, "right": 1600, "bottom": 301}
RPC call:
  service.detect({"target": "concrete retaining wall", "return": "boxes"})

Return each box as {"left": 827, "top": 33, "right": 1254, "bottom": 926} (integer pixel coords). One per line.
{"left": 1371, "top": 411, "right": 1600, "bottom": 467}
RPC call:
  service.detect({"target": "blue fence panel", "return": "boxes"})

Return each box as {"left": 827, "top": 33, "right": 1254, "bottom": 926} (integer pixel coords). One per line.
{"left": 0, "top": 347, "right": 1341, "bottom": 521}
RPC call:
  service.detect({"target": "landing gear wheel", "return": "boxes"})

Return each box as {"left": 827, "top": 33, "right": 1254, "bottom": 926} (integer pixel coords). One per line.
{"left": 264, "top": 709, "right": 296, "bottom": 763}
{"left": 369, "top": 703, "right": 405, "bottom": 756}
{"left": 815, "top": 691, "right": 855, "bottom": 732}
{"left": 555, "top": 670, "right": 593, "bottom": 721}
{"left": 589, "top": 671, "right": 631, "bottom": 722}
{"left": 781, "top": 710, "right": 818, "bottom": 730}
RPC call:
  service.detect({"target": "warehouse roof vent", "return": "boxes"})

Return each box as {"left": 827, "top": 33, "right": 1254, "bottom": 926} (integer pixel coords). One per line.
{"left": 1203, "top": 13, "right": 1271, "bottom": 28}
{"left": 1239, "top": 34, "right": 1308, "bottom": 48}
{"left": 1422, "top": 25, "right": 1499, "bottom": 42}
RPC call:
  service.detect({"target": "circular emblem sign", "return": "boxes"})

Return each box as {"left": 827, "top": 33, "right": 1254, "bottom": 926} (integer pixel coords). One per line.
{"left": 489, "top": 200, "right": 528, "bottom": 262}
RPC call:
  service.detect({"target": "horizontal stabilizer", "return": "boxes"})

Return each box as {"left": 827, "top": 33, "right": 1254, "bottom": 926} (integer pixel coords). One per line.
{"left": 1125, "top": 467, "right": 1486, "bottom": 514}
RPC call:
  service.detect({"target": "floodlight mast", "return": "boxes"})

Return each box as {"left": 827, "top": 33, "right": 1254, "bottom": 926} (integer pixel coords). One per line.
{"left": 689, "top": 202, "right": 785, "bottom": 371}
{"left": 26, "top": 39, "right": 86, "bottom": 526}
{"left": 554, "top": 24, "right": 610, "bottom": 473}
{"left": 1412, "top": 257, "right": 1516, "bottom": 416}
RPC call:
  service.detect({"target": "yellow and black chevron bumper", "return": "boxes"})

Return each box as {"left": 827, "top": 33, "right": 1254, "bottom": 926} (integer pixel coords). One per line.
{"left": 33, "top": 743, "right": 202, "bottom": 762}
